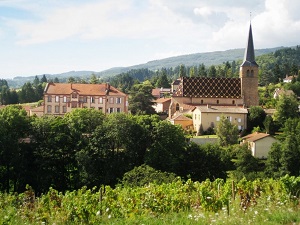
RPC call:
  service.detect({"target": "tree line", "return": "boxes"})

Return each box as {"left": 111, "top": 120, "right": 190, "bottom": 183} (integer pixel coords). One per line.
{"left": 1, "top": 105, "right": 300, "bottom": 194}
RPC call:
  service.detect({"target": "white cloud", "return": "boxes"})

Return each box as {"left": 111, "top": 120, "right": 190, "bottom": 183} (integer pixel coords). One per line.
{"left": 193, "top": 7, "right": 212, "bottom": 17}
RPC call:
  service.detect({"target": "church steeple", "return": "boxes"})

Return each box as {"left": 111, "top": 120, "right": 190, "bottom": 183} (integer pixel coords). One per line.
{"left": 241, "top": 24, "right": 258, "bottom": 67}
{"left": 239, "top": 23, "right": 259, "bottom": 107}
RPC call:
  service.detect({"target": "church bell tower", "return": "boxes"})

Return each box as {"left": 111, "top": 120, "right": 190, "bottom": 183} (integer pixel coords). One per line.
{"left": 239, "top": 24, "right": 259, "bottom": 107}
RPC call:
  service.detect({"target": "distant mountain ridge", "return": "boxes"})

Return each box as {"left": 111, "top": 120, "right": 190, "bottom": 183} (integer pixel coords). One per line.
{"left": 7, "top": 46, "right": 285, "bottom": 88}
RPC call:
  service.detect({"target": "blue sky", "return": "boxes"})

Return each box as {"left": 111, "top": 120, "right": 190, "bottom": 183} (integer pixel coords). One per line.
{"left": 1, "top": 0, "right": 300, "bottom": 79}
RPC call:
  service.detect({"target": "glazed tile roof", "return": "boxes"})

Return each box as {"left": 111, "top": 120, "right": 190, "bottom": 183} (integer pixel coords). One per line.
{"left": 44, "top": 83, "right": 127, "bottom": 96}
{"left": 172, "top": 77, "right": 242, "bottom": 98}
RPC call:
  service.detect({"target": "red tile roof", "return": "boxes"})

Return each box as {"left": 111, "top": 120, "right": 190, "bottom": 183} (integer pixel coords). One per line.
{"left": 242, "top": 132, "right": 273, "bottom": 142}
{"left": 154, "top": 98, "right": 171, "bottom": 103}
{"left": 45, "top": 83, "right": 126, "bottom": 96}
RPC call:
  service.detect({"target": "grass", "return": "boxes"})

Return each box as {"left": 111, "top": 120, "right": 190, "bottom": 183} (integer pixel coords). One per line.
{"left": 1, "top": 198, "right": 299, "bottom": 225}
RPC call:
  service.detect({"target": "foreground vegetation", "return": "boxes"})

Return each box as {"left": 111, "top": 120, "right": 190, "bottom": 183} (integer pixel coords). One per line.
{"left": 1, "top": 176, "right": 299, "bottom": 224}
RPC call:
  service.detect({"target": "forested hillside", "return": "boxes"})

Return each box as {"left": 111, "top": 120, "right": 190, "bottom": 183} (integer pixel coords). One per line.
{"left": 5, "top": 46, "right": 285, "bottom": 88}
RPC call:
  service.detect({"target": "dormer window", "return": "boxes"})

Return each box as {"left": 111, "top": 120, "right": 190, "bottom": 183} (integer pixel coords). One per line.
{"left": 72, "top": 92, "right": 77, "bottom": 98}
{"left": 176, "top": 103, "right": 180, "bottom": 111}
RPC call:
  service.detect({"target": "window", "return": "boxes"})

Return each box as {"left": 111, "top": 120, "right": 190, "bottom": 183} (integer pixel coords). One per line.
{"left": 110, "top": 97, "right": 114, "bottom": 104}
{"left": 79, "top": 97, "right": 83, "bottom": 102}
{"left": 55, "top": 96, "right": 59, "bottom": 102}
{"left": 98, "top": 107, "right": 103, "bottom": 111}
{"left": 63, "top": 106, "right": 67, "bottom": 113}
{"left": 116, "top": 97, "right": 121, "bottom": 104}
{"left": 72, "top": 92, "right": 77, "bottom": 98}
{"left": 201, "top": 100, "right": 204, "bottom": 104}
{"left": 176, "top": 103, "right": 179, "bottom": 111}
{"left": 109, "top": 108, "right": 114, "bottom": 113}
{"left": 237, "top": 118, "right": 242, "bottom": 123}
{"left": 83, "top": 97, "right": 87, "bottom": 103}
{"left": 47, "top": 105, "right": 52, "bottom": 113}
{"left": 232, "top": 100, "right": 235, "bottom": 105}
{"left": 216, "top": 116, "right": 220, "bottom": 121}
{"left": 63, "top": 96, "right": 67, "bottom": 102}
{"left": 99, "top": 97, "right": 103, "bottom": 104}
{"left": 47, "top": 95, "right": 52, "bottom": 102}
{"left": 116, "top": 108, "right": 121, "bottom": 113}
{"left": 216, "top": 100, "right": 219, "bottom": 104}
{"left": 55, "top": 105, "right": 59, "bottom": 113}
{"left": 251, "top": 70, "right": 254, "bottom": 77}
{"left": 227, "top": 116, "right": 232, "bottom": 122}
{"left": 198, "top": 114, "right": 200, "bottom": 120}
{"left": 247, "top": 70, "right": 250, "bottom": 76}
{"left": 71, "top": 102, "right": 77, "bottom": 108}
{"left": 91, "top": 97, "right": 95, "bottom": 103}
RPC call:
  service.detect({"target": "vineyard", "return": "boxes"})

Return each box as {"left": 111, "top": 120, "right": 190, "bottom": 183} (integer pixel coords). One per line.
{"left": 0, "top": 175, "right": 300, "bottom": 225}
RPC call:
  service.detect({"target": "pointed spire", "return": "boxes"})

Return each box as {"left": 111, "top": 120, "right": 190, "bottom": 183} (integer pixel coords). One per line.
{"left": 241, "top": 24, "right": 258, "bottom": 67}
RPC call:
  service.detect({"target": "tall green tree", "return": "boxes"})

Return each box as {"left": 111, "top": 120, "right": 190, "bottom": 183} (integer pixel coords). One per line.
{"left": 216, "top": 115, "right": 239, "bottom": 146}
{"left": 247, "top": 106, "right": 266, "bottom": 132}
{"left": 273, "top": 94, "right": 299, "bottom": 126}
{"left": 0, "top": 106, "right": 29, "bottom": 192}
{"left": 129, "top": 82, "right": 156, "bottom": 115}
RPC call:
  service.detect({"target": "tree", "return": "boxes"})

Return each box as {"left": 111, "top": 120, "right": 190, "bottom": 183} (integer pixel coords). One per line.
{"left": 31, "top": 116, "right": 78, "bottom": 192}
{"left": 145, "top": 121, "right": 186, "bottom": 175}
{"left": 129, "top": 83, "right": 156, "bottom": 115}
{"left": 179, "top": 64, "right": 186, "bottom": 77}
{"left": 90, "top": 73, "right": 99, "bottom": 84}
{"left": 247, "top": 106, "right": 266, "bottom": 132}
{"left": 216, "top": 115, "right": 239, "bottom": 146}
{"left": 263, "top": 115, "right": 276, "bottom": 134}
{"left": 183, "top": 143, "right": 230, "bottom": 181}
{"left": 155, "top": 68, "right": 170, "bottom": 88}
{"left": 40, "top": 74, "right": 47, "bottom": 83}
{"left": 121, "top": 164, "right": 177, "bottom": 187}
{"left": 265, "top": 118, "right": 300, "bottom": 177}
{"left": 273, "top": 94, "right": 299, "bottom": 126}
{"left": 198, "top": 63, "right": 207, "bottom": 77}
{"left": 208, "top": 65, "right": 217, "bottom": 77}
{"left": 0, "top": 105, "right": 29, "bottom": 192}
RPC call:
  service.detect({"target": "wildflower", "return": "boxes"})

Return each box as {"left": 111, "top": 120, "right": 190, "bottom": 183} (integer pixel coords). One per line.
{"left": 106, "top": 207, "right": 110, "bottom": 212}
{"left": 108, "top": 214, "right": 111, "bottom": 219}
{"left": 96, "top": 211, "right": 101, "bottom": 216}
{"left": 254, "top": 211, "right": 258, "bottom": 215}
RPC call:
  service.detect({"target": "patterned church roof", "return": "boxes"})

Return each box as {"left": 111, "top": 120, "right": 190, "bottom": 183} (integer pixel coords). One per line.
{"left": 172, "top": 77, "right": 242, "bottom": 98}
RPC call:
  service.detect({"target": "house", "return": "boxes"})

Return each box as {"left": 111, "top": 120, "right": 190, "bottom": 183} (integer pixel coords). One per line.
{"left": 169, "top": 114, "right": 193, "bottom": 130}
{"left": 30, "top": 105, "right": 44, "bottom": 117}
{"left": 152, "top": 87, "right": 171, "bottom": 99}
{"left": 273, "top": 88, "right": 295, "bottom": 99}
{"left": 168, "top": 23, "right": 259, "bottom": 133}
{"left": 43, "top": 83, "right": 128, "bottom": 116}
{"left": 283, "top": 75, "right": 297, "bottom": 83}
{"left": 241, "top": 132, "right": 277, "bottom": 159}
{"left": 192, "top": 105, "right": 248, "bottom": 132}
{"left": 152, "top": 97, "right": 171, "bottom": 114}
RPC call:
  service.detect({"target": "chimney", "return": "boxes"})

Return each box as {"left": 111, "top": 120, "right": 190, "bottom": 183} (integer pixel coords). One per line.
{"left": 105, "top": 82, "right": 110, "bottom": 95}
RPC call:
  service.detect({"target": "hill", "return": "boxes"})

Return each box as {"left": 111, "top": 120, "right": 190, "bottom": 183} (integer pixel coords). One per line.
{"left": 6, "top": 46, "right": 284, "bottom": 88}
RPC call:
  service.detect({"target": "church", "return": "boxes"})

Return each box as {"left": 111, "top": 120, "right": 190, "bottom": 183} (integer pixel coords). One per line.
{"left": 168, "top": 24, "right": 259, "bottom": 133}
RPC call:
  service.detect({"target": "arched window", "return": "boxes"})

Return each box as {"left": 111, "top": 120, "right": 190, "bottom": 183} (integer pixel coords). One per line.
{"left": 201, "top": 100, "right": 204, "bottom": 104}
{"left": 251, "top": 70, "right": 254, "bottom": 77}
{"left": 176, "top": 103, "right": 180, "bottom": 111}
{"left": 246, "top": 70, "right": 250, "bottom": 76}
{"left": 232, "top": 100, "right": 235, "bottom": 105}
{"left": 217, "top": 100, "right": 219, "bottom": 104}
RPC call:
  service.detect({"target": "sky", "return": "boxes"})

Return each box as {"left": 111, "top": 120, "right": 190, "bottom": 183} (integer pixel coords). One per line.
{"left": 1, "top": 0, "right": 300, "bottom": 79}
